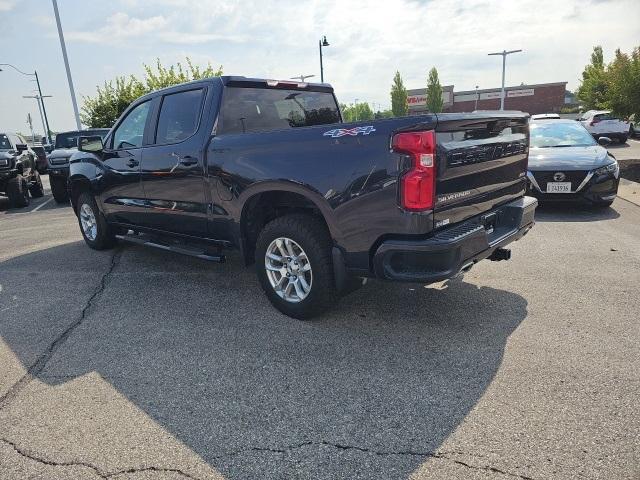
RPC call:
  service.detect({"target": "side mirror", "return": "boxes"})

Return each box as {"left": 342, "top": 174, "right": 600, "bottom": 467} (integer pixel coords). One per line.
{"left": 78, "top": 136, "right": 104, "bottom": 154}
{"left": 598, "top": 136, "right": 612, "bottom": 146}
{"left": 15, "top": 144, "right": 27, "bottom": 153}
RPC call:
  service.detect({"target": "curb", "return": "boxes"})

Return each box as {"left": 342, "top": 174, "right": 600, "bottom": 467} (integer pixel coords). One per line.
{"left": 618, "top": 178, "right": 640, "bottom": 207}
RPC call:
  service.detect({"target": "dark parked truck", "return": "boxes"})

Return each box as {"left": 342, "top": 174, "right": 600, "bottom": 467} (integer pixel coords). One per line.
{"left": 69, "top": 76, "right": 537, "bottom": 318}
{"left": 48, "top": 128, "right": 110, "bottom": 203}
{"left": 0, "top": 132, "right": 44, "bottom": 208}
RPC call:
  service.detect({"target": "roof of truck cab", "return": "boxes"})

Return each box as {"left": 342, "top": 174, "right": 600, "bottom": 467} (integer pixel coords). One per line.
{"left": 135, "top": 76, "right": 335, "bottom": 100}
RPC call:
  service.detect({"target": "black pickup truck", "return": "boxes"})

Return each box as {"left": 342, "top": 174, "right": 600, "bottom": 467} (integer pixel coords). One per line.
{"left": 69, "top": 76, "right": 536, "bottom": 318}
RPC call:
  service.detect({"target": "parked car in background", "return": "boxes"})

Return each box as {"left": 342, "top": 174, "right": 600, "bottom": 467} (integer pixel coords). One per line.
{"left": 628, "top": 114, "right": 638, "bottom": 138}
{"left": 527, "top": 119, "right": 619, "bottom": 207}
{"left": 578, "top": 110, "right": 630, "bottom": 143}
{"left": 48, "top": 128, "right": 110, "bottom": 203}
{"left": 31, "top": 145, "right": 48, "bottom": 173}
{"left": 68, "top": 76, "right": 536, "bottom": 319}
{"left": 531, "top": 113, "right": 560, "bottom": 120}
{"left": 0, "top": 132, "right": 44, "bottom": 207}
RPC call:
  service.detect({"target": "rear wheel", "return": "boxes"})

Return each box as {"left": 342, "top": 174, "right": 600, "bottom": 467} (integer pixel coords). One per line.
{"left": 6, "top": 175, "right": 30, "bottom": 208}
{"left": 76, "top": 192, "right": 117, "bottom": 250}
{"left": 50, "top": 176, "right": 69, "bottom": 203}
{"left": 618, "top": 135, "right": 628, "bottom": 144}
{"left": 255, "top": 214, "right": 336, "bottom": 319}
{"left": 29, "top": 170, "right": 45, "bottom": 198}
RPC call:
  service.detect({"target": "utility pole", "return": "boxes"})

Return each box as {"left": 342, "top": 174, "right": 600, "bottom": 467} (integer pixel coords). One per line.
{"left": 475, "top": 85, "right": 479, "bottom": 111}
{"left": 0, "top": 63, "right": 53, "bottom": 145}
{"left": 488, "top": 49, "right": 522, "bottom": 110}
{"left": 23, "top": 94, "right": 52, "bottom": 143}
{"left": 33, "top": 72, "right": 54, "bottom": 144}
{"left": 290, "top": 74, "right": 315, "bottom": 82}
{"left": 52, "top": 0, "right": 82, "bottom": 129}
{"left": 27, "top": 113, "right": 35, "bottom": 142}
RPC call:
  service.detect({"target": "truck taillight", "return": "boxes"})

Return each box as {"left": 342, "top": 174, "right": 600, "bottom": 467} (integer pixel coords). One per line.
{"left": 392, "top": 130, "right": 436, "bottom": 211}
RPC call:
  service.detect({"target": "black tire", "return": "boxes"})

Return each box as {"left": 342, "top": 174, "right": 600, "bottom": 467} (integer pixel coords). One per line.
{"left": 76, "top": 192, "right": 117, "bottom": 250}
{"left": 255, "top": 214, "right": 336, "bottom": 319}
{"left": 6, "top": 175, "right": 30, "bottom": 208}
{"left": 50, "top": 176, "right": 69, "bottom": 203}
{"left": 29, "top": 171, "right": 45, "bottom": 198}
{"left": 618, "top": 135, "right": 628, "bottom": 144}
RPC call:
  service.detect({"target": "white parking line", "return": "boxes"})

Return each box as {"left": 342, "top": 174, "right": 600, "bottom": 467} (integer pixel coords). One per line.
{"left": 30, "top": 196, "right": 54, "bottom": 213}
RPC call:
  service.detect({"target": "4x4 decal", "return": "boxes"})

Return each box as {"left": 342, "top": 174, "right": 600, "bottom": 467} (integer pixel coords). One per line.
{"left": 323, "top": 126, "right": 376, "bottom": 138}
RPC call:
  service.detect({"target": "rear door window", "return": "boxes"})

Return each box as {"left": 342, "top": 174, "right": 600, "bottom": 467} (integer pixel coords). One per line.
{"left": 155, "top": 89, "right": 204, "bottom": 144}
{"left": 219, "top": 87, "right": 340, "bottom": 134}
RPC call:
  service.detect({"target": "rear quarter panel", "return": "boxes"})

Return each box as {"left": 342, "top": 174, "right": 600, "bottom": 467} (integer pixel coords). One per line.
{"left": 208, "top": 116, "right": 437, "bottom": 272}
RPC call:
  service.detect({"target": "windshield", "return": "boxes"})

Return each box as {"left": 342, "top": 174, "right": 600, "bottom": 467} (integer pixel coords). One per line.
{"left": 55, "top": 130, "right": 109, "bottom": 149}
{"left": 0, "top": 134, "right": 11, "bottom": 150}
{"left": 530, "top": 122, "right": 596, "bottom": 148}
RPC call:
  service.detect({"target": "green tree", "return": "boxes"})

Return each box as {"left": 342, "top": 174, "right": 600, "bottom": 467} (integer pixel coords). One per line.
{"left": 374, "top": 109, "right": 394, "bottom": 119}
{"left": 426, "top": 67, "right": 444, "bottom": 113}
{"left": 576, "top": 46, "right": 609, "bottom": 110}
{"left": 342, "top": 101, "right": 374, "bottom": 122}
{"left": 390, "top": 71, "right": 408, "bottom": 117}
{"left": 81, "top": 57, "right": 223, "bottom": 128}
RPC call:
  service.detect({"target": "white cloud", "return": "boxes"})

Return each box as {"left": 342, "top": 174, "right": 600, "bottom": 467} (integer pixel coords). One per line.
{"left": 1, "top": 0, "right": 639, "bottom": 132}
{"left": 66, "top": 12, "right": 168, "bottom": 43}
{"left": 0, "top": 0, "right": 15, "bottom": 12}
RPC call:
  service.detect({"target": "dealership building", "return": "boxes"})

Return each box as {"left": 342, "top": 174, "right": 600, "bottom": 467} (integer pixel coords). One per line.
{"left": 407, "top": 82, "right": 567, "bottom": 115}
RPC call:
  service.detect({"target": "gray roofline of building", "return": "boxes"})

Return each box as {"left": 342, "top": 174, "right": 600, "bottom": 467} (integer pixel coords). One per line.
{"left": 453, "top": 82, "right": 568, "bottom": 96}
{"left": 407, "top": 85, "right": 454, "bottom": 95}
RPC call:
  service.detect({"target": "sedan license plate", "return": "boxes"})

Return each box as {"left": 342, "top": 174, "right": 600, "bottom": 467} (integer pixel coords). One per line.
{"left": 547, "top": 182, "right": 571, "bottom": 193}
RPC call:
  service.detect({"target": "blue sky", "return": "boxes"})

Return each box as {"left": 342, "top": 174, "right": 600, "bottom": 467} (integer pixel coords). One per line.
{"left": 1, "top": 0, "right": 639, "bottom": 135}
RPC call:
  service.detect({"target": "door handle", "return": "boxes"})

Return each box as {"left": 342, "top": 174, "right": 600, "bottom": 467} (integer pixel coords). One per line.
{"left": 127, "top": 158, "right": 139, "bottom": 168}
{"left": 171, "top": 152, "right": 198, "bottom": 166}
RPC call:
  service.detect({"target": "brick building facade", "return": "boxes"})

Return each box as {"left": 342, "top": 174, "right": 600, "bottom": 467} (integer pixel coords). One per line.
{"left": 407, "top": 82, "right": 567, "bottom": 115}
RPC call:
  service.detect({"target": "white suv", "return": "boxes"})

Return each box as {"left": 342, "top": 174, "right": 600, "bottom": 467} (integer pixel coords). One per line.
{"left": 579, "top": 110, "right": 630, "bottom": 143}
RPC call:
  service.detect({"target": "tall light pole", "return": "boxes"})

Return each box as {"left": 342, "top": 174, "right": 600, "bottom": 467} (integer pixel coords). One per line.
{"left": 475, "top": 85, "right": 479, "bottom": 111}
{"left": 319, "top": 36, "right": 329, "bottom": 83}
{"left": 290, "top": 74, "right": 315, "bottom": 82}
{"left": 0, "top": 63, "right": 53, "bottom": 145}
{"left": 488, "top": 49, "right": 522, "bottom": 110}
{"left": 52, "top": 0, "right": 82, "bottom": 130}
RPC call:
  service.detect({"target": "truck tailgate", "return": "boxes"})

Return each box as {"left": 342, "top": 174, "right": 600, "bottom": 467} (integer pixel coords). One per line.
{"left": 433, "top": 114, "right": 529, "bottom": 228}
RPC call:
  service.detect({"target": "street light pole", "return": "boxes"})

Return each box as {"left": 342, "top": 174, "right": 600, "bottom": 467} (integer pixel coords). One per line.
{"left": 488, "top": 49, "right": 522, "bottom": 110}
{"left": 0, "top": 63, "right": 53, "bottom": 144}
{"left": 475, "top": 85, "right": 479, "bottom": 111}
{"left": 52, "top": 0, "right": 82, "bottom": 130}
{"left": 319, "top": 36, "right": 329, "bottom": 83}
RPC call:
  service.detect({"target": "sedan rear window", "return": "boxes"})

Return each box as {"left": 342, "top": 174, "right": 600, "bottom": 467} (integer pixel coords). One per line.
{"left": 219, "top": 87, "right": 340, "bottom": 134}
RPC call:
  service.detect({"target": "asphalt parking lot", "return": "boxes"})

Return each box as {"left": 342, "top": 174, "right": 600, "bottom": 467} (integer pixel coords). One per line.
{"left": 1, "top": 174, "right": 639, "bottom": 479}
{"left": 608, "top": 137, "right": 640, "bottom": 161}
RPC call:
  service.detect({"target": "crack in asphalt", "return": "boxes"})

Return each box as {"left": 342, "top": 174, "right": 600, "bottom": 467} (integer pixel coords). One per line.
{"left": 0, "top": 248, "right": 122, "bottom": 410}
{"left": 215, "top": 441, "right": 535, "bottom": 480}
{"left": 0, "top": 437, "right": 200, "bottom": 479}
{"left": 2, "top": 436, "right": 535, "bottom": 480}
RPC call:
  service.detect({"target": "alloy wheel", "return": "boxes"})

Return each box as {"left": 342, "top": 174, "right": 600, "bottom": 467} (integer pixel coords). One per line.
{"left": 265, "top": 237, "right": 313, "bottom": 303}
